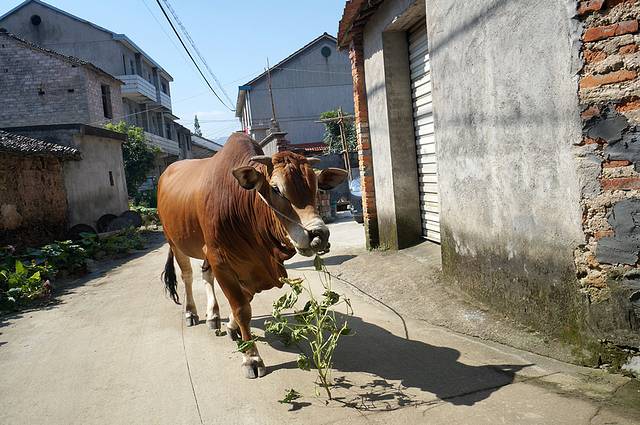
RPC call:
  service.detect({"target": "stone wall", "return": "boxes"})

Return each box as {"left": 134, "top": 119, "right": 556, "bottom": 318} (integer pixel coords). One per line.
{"left": 574, "top": 0, "right": 640, "bottom": 347}
{"left": 0, "top": 154, "right": 68, "bottom": 246}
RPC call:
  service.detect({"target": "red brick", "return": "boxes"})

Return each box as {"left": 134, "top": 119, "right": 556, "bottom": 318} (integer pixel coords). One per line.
{"left": 584, "top": 136, "right": 605, "bottom": 145}
{"left": 594, "top": 229, "right": 614, "bottom": 239}
{"left": 619, "top": 44, "right": 638, "bottom": 55}
{"left": 581, "top": 105, "right": 601, "bottom": 119}
{"left": 579, "top": 69, "right": 637, "bottom": 89}
{"left": 584, "top": 49, "right": 608, "bottom": 63}
{"left": 603, "top": 159, "right": 631, "bottom": 167}
{"left": 616, "top": 98, "right": 640, "bottom": 112}
{"left": 583, "top": 20, "right": 639, "bottom": 42}
{"left": 601, "top": 177, "right": 640, "bottom": 190}
{"left": 578, "top": 0, "right": 605, "bottom": 15}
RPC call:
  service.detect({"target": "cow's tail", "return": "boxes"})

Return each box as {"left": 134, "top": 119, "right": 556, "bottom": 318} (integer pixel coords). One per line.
{"left": 162, "top": 247, "right": 180, "bottom": 304}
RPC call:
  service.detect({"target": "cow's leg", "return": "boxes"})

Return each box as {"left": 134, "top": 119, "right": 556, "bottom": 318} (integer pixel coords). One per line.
{"left": 234, "top": 302, "right": 267, "bottom": 379}
{"left": 201, "top": 261, "right": 221, "bottom": 332}
{"left": 226, "top": 311, "right": 241, "bottom": 341}
{"left": 174, "top": 249, "right": 198, "bottom": 326}
{"left": 211, "top": 262, "right": 266, "bottom": 378}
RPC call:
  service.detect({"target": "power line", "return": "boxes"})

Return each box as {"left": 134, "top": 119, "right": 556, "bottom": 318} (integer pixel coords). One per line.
{"left": 154, "top": 0, "right": 234, "bottom": 112}
{"left": 159, "top": 0, "right": 234, "bottom": 108}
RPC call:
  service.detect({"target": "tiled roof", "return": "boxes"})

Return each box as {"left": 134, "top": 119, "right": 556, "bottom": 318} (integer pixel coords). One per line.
{"left": 0, "top": 30, "right": 119, "bottom": 82}
{"left": 0, "top": 130, "right": 80, "bottom": 159}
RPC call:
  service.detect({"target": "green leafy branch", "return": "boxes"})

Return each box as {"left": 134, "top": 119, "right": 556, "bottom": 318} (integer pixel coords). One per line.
{"left": 265, "top": 255, "right": 353, "bottom": 401}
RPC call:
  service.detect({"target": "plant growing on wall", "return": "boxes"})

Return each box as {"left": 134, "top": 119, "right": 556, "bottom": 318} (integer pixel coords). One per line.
{"left": 105, "top": 121, "right": 159, "bottom": 196}
{"left": 320, "top": 109, "right": 357, "bottom": 154}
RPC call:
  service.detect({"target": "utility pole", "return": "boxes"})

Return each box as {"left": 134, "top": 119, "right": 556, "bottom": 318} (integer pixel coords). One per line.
{"left": 266, "top": 58, "right": 277, "bottom": 123}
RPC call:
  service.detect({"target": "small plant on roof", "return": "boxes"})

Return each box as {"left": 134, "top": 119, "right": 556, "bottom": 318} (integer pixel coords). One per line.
{"left": 265, "top": 255, "right": 353, "bottom": 401}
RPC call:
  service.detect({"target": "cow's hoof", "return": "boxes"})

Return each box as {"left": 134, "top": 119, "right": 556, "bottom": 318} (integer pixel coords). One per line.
{"left": 227, "top": 327, "right": 241, "bottom": 341}
{"left": 185, "top": 314, "right": 199, "bottom": 327}
{"left": 207, "top": 317, "right": 221, "bottom": 332}
{"left": 242, "top": 360, "right": 267, "bottom": 379}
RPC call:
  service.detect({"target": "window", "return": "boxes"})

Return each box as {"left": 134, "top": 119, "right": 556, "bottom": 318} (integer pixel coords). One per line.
{"left": 161, "top": 81, "right": 168, "bottom": 94}
{"left": 130, "top": 59, "right": 135, "bottom": 75}
{"left": 101, "top": 84, "right": 113, "bottom": 119}
{"left": 108, "top": 171, "right": 114, "bottom": 186}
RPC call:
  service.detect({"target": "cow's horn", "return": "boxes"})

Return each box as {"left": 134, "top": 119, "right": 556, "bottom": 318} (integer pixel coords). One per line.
{"left": 306, "top": 157, "right": 321, "bottom": 166}
{"left": 250, "top": 155, "right": 272, "bottom": 166}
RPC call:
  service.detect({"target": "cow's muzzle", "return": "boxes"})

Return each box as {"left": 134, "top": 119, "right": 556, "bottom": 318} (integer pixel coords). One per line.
{"left": 308, "top": 226, "right": 330, "bottom": 254}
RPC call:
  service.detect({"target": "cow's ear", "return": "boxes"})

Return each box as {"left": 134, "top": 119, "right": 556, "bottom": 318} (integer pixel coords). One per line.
{"left": 232, "top": 166, "right": 265, "bottom": 190}
{"left": 317, "top": 168, "right": 348, "bottom": 190}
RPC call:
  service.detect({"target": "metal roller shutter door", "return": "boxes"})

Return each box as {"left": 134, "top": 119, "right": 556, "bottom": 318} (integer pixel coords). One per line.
{"left": 409, "top": 23, "right": 440, "bottom": 243}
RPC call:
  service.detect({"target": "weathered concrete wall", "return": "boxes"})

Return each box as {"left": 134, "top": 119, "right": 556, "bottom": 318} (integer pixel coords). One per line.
{"left": 573, "top": 0, "right": 640, "bottom": 351}
{"left": 62, "top": 133, "right": 128, "bottom": 227}
{"left": 426, "top": 0, "right": 590, "bottom": 342}
{"left": 0, "top": 1, "right": 124, "bottom": 77}
{"left": 362, "top": 0, "right": 424, "bottom": 249}
{"left": 0, "top": 153, "right": 68, "bottom": 245}
{"left": 247, "top": 38, "right": 354, "bottom": 144}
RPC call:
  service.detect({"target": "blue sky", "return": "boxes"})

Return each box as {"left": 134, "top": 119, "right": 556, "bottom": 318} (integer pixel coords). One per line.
{"left": 3, "top": 0, "right": 348, "bottom": 140}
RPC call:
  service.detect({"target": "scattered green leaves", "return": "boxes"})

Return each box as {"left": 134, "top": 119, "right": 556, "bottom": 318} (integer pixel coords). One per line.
{"left": 278, "top": 388, "right": 302, "bottom": 404}
{"left": 265, "top": 255, "right": 353, "bottom": 400}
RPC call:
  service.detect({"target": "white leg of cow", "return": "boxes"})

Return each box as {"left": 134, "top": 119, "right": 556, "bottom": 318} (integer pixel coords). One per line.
{"left": 226, "top": 311, "right": 241, "bottom": 341}
{"left": 174, "top": 250, "right": 198, "bottom": 326}
{"left": 202, "top": 264, "right": 221, "bottom": 332}
{"left": 235, "top": 303, "right": 266, "bottom": 379}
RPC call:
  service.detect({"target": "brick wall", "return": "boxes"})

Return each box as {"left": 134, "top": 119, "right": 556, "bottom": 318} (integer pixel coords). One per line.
{"left": 85, "top": 70, "right": 124, "bottom": 125}
{"left": 574, "top": 0, "right": 640, "bottom": 338}
{"left": 0, "top": 35, "right": 90, "bottom": 127}
{"left": 349, "top": 31, "right": 379, "bottom": 249}
{"left": 0, "top": 154, "right": 68, "bottom": 246}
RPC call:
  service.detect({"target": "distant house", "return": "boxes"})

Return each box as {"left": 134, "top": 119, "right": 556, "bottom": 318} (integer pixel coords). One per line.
{"left": 0, "top": 31, "right": 129, "bottom": 232}
{"left": 235, "top": 33, "right": 354, "bottom": 154}
{"left": 0, "top": 130, "right": 79, "bottom": 246}
{"left": 191, "top": 134, "right": 223, "bottom": 159}
{"left": 0, "top": 0, "right": 191, "bottom": 173}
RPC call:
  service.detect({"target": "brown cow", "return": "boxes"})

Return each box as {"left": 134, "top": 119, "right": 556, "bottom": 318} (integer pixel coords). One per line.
{"left": 157, "top": 132, "right": 347, "bottom": 378}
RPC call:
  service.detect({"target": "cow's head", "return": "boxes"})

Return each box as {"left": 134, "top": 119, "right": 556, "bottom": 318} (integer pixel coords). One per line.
{"left": 232, "top": 152, "right": 347, "bottom": 257}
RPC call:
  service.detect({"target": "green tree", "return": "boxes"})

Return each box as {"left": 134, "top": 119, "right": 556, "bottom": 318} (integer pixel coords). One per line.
{"left": 320, "top": 109, "right": 357, "bottom": 154}
{"left": 105, "top": 121, "right": 158, "bottom": 196}
{"left": 194, "top": 115, "right": 202, "bottom": 136}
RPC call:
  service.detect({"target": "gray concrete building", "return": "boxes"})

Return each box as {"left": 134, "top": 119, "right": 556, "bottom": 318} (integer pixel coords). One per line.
{"left": 235, "top": 33, "right": 354, "bottom": 150}
{"left": 0, "top": 0, "right": 190, "bottom": 169}
{"left": 338, "top": 0, "right": 640, "bottom": 366}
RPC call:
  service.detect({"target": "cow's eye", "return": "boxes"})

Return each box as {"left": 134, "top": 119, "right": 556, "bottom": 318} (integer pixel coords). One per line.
{"left": 271, "top": 185, "right": 282, "bottom": 196}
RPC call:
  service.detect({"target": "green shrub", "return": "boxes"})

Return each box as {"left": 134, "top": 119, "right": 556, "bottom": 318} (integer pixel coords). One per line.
{"left": 0, "top": 260, "right": 52, "bottom": 308}
{"left": 0, "top": 228, "right": 147, "bottom": 310}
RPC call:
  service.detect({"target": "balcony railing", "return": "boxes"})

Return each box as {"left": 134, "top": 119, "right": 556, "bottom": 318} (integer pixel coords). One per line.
{"left": 145, "top": 131, "right": 179, "bottom": 156}
{"left": 117, "top": 75, "right": 158, "bottom": 103}
{"left": 159, "top": 92, "right": 171, "bottom": 110}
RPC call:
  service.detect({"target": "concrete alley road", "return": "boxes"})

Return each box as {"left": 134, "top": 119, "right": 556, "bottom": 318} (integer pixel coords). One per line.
{"left": 0, "top": 217, "right": 638, "bottom": 424}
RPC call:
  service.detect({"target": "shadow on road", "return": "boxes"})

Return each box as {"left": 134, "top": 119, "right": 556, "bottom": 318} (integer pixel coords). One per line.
{"left": 0, "top": 231, "right": 167, "bottom": 333}
{"left": 286, "top": 254, "right": 357, "bottom": 269}
{"left": 253, "top": 313, "right": 532, "bottom": 411}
